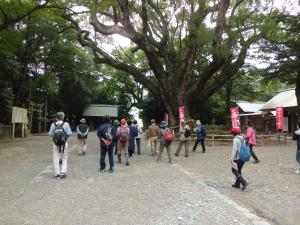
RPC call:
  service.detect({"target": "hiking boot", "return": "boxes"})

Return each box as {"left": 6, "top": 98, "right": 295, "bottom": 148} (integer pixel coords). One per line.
{"left": 109, "top": 169, "right": 114, "bottom": 173}
{"left": 59, "top": 159, "right": 62, "bottom": 164}
{"left": 253, "top": 160, "right": 260, "bottom": 164}
{"left": 185, "top": 155, "right": 189, "bottom": 157}
{"left": 232, "top": 184, "right": 240, "bottom": 189}
{"left": 295, "top": 169, "right": 300, "bottom": 174}
{"left": 126, "top": 162, "right": 129, "bottom": 166}
{"left": 169, "top": 160, "right": 174, "bottom": 164}
{"left": 175, "top": 153, "right": 179, "bottom": 157}
{"left": 100, "top": 169, "right": 105, "bottom": 173}
{"left": 242, "top": 182, "right": 248, "bottom": 191}
{"left": 55, "top": 174, "right": 60, "bottom": 179}
{"left": 157, "top": 160, "right": 161, "bottom": 163}
{"left": 192, "top": 149, "right": 196, "bottom": 152}
{"left": 83, "top": 152, "right": 86, "bottom": 156}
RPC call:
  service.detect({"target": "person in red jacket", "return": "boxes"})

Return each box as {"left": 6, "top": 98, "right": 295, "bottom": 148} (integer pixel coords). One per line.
{"left": 243, "top": 120, "right": 260, "bottom": 163}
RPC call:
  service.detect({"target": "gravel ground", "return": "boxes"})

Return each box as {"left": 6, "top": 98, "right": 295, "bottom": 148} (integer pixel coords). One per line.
{"left": 0, "top": 132, "right": 298, "bottom": 225}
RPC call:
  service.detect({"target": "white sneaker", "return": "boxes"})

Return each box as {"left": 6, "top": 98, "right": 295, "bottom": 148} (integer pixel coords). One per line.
{"left": 295, "top": 169, "right": 300, "bottom": 174}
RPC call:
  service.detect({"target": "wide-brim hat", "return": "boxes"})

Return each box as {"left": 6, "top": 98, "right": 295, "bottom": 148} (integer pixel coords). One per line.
{"left": 160, "top": 120, "right": 167, "bottom": 128}
{"left": 80, "top": 118, "right": 86, "bottom": 123}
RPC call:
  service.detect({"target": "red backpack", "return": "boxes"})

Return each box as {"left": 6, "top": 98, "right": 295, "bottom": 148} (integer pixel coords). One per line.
{"left": 162, "top": 129, "right": 174, "bottom": 144}
{"left": 118, "top": 126, "right": 129, "bottom": 142}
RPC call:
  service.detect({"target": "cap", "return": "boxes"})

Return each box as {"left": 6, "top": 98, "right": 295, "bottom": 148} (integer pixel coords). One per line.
{"left": 80, "top": 118, "right": 86, "bottom": 123}
{"left": 231, "top": 128, "right": 240, "bottom": 135}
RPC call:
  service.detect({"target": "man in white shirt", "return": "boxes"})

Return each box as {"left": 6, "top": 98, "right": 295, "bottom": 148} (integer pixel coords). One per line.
{"left": 48, "top": 112, "right": 72, "bottom": 178}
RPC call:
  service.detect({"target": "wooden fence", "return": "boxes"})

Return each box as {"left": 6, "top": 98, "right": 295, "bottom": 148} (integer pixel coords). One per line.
{"left": 173, "top": 134, "right": 290, "bottom": 146}
{"left": 0, "top": 124, "right": 12, "bottom": 137}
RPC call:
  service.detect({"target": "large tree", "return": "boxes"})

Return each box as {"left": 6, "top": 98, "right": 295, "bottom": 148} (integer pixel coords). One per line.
{"left": 62, "top": 0, "right": 281, "bottom": 125}
{"left": 258, "top": 14, "right": 300, "bottom": 105}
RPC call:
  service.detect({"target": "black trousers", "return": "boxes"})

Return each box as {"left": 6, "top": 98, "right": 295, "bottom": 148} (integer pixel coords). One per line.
{"left": 249, "top": 144, "right": 259, "bottom": 161}
{"left": 193, "top": 139, "right": 205, "bottom": 152}
{"left": 231, "top": 159, "right": 247, "bottom": 186}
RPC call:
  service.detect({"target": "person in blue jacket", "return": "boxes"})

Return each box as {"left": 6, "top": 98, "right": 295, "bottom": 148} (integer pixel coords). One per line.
{"left": 192, "top": 120, "right": 206, "bottom": 153}
{"left": 97, "top": 115, "right": 115, "bottom": 173}
{"left": 128, "top": 120, "right": 138, "bottom": 157}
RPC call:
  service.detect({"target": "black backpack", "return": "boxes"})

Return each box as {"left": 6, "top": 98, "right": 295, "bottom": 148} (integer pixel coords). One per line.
{"left": 184, "top": 128, "right": 191, "bottom": 138}
{"left": 53, "top": 122, "right": 67, "bottom": 153}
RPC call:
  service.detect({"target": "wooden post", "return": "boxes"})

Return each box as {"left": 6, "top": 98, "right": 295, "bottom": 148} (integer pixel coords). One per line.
{"left": 261, "top": 134, "right": 264, "bottom": 145}
{"left": 22, "top": 123, "right": 24, "bottom": 138}
{"left": 212, "top": 135, "right": 215, "bottom": 146}
{"left": 12, "top": 123, "right": 15, "bottom": 138}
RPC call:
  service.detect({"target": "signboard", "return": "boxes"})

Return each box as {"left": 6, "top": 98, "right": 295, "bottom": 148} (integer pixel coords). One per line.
{"left": 276, "top": 106, "right": 284, "bottom": 130}
{"left": 12, "top": 107, "right": 28, "bottom": 124}
{"left": 178, "top": 106, "right": 185, "bottom": 122}
{"left": 230, "top": 107, "right": 240, "bottom": 132}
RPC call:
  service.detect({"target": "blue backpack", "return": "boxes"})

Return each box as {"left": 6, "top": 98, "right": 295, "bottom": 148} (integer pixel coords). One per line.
{"left": 238, "top": 137, "right": 251, "bottom": 161}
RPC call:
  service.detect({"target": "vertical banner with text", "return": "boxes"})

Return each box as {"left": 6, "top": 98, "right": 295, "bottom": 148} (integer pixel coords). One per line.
{"left": 165, "top": 114, "right": 169, "bottom": 125}
{"left": 230, "top": 107, "right": 240, "bottom": 132}
{"left": 178, "top": 106, "right": 185, "bottom": 123}
{"left": 276, "top": 106, "right": 284, "bottom": 130}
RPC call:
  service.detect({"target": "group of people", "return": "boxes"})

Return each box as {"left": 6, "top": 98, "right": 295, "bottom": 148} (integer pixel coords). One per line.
{"left": 48, "top": 112, "right": 143, "bottom": 177}
{"left": 48, "top": 112, "right": 300, "bottom": 192}
{"left": 146, "top": 119, "right": 207, "bottom": 164}
{"left": 97, "top": 116, "right": 142, "bottom": 172}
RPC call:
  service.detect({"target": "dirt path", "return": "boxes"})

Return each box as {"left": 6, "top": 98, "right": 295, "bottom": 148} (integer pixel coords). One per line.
{"left": 174, "top": 140, "right": 300, "bottom": 225}
{"left": 0, "top": 133, "right": 299, "bottom": 225}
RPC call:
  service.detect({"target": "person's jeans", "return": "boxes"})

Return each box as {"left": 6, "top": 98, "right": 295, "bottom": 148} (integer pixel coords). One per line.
{"left": 100, "top": 145, "right": 114, "bottom": 171}
{"left": 136, "top": 138, "right": 141, "bottom": 154}
{"left": 193, "top": 139, "right": 205, "bottom": 152}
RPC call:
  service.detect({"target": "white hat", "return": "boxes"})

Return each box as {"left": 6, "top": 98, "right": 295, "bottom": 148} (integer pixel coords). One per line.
{"left": 196, "top": 120, "right": 201, "bottom": 125}
{"left": 80, "top": 118, "right": 86, "bottom": 123}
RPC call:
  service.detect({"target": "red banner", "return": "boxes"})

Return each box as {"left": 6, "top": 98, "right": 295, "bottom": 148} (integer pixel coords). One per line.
{"left": 178, "top": 106, "right": 185, "bottom": 122}
{"left": 165, "top": 114, "right": 169, "bottom": 124}
{"left": 230, "top": 107, "right": 240, "bottom": 132}
{"left": 276, "top": 106, "right": 284, "bottom": 130}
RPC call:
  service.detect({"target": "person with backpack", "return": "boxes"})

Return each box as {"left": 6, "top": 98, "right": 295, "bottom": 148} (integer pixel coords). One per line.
{"left": 157, "top": 121, "right": 173, "bottom": 163}
{"left": 133, "top": 120, "right": 143, "bottom": 155}
{"left": 113, "top": 120, "right": 120, "bottom": 155}
{"left": 230, "top": 128, "right": 248, "bottom": 191}
{"left": 192, "top": 120, "right": 206, "bottom": 153}
{"left": 128, "top": 120, "right": 138, "bottom": 157}
{"left": 48, "top": 112, "right": 72, "bottom": 178}
{"left": 76, "top": 118, "right": 89, "bottom": 156}
{"left": 147, "top": 119, "right": 160, "bottom": 156}
{"left": 292, "top": 121, "right": 300, "bottom": 174}
{"left": 243, "top": 120, "right": 260, "bottom": 163}
{"left": 116, "top": 119, "right": 130, "bottom": 166}
{"left": 97, "top": 115, "right": 115, "bottom": 173}
{"left": 175, "top": 121, "right": 191, "bottom": 157}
